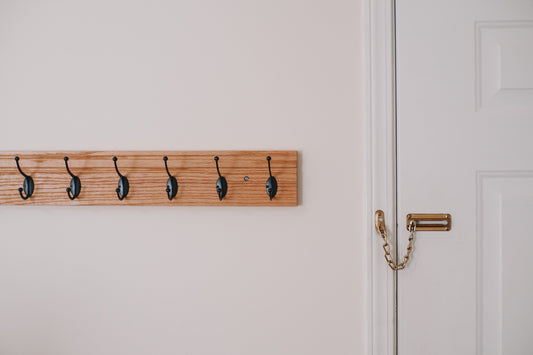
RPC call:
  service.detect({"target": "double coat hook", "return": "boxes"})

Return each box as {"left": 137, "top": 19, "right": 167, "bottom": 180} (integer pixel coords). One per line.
{"left": 64, "top": 157, "right": 81, "bottom": 200}
{"left": 266, "top": 156, "right": 278, "bottom": 200}
{"left": 163, "top": 156, "right": 178, "bottom": 200}
{"left": 14, "top": 156, "right": 34, "bottom": 200}
{"left": 214, "top": 156, "right": 227, "bottom": 200}
{"left": 113, "top": 157, "right": 129, "bottom": 200}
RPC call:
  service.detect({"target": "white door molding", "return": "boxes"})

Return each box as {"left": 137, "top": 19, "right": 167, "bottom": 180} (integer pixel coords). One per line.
{"left": 366, "top": 0, "right": 396, "bottom": 354}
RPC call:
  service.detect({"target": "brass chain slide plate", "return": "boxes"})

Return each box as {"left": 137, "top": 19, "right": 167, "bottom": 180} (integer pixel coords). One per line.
{"left": 405, "top": 213, "right": 451, "bottom": 231}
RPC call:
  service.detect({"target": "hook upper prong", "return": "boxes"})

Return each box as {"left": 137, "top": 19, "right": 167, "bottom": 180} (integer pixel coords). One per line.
{"left": 64, "top": 157, "right": 75, "bottom": 178}
{"left": 163, "top": 156, "right": 171, "bottom": 177}
{"left": 15, "top": 156, "right": 29, "bottom": 178}
{"left": 113, "top": 156, "right": 124, "bottom": 178}
{"left": 214, "top": 156, "right": 222, "bottom": 177}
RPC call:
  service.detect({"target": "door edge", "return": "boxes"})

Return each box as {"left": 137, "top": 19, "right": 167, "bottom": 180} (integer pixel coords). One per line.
{"left": 366, "top": 0, "right": 397, "bottom": 354}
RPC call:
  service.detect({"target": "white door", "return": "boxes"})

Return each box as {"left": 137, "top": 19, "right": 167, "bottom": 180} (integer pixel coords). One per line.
{"left": 395, "top": 0, "right": 533, "bottom": 354}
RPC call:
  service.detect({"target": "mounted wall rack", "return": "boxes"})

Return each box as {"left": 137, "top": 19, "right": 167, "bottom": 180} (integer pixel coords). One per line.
{"left": 0, "top": 151, "right": 298, "bottom": 206}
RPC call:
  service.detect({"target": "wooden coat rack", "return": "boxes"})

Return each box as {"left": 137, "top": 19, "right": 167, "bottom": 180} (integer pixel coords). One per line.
{"left": 0, "top": 151, "right": 298, "bottom": 206}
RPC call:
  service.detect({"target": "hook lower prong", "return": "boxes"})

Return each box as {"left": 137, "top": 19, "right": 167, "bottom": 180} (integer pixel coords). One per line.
{"left": 66, "top": 187, "right": 75, "bottom": 200}
{"left": 18, "top": 187, "right": 29, "bottom": 200}
{"left": 116, "top": 188, "right": 124, "bottom": 201}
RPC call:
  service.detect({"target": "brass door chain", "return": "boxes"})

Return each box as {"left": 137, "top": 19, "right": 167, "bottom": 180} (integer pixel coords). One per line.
{"left": 375, "top": 210, "right": 416, "bottom": 271}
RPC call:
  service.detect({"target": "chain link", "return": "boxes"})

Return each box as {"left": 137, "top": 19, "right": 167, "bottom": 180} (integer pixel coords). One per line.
{"left": 377, "top": 220, "right": 416, "bottom": 271}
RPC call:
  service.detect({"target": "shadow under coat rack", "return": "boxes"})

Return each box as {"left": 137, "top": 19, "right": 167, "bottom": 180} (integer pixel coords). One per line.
{"left": 0, "top": 151, "right": 298, "bottom": 206}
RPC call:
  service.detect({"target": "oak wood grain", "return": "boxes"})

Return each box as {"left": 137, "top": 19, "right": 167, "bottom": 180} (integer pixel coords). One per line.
{"left": 0, "top": 151, "right": 298, "bottom": 206}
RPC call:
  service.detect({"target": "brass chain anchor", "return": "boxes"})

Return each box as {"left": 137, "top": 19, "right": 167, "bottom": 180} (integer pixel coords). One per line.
{"left": 375, "top": 210, "right": 416, "bottom": 271}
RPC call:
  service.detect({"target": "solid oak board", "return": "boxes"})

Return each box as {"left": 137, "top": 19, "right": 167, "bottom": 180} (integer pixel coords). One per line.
{"left": 0, "top": 151, "right": 298, "bottom": 206}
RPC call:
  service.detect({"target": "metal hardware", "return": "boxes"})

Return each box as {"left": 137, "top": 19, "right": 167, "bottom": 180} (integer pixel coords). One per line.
{"left": 163, "top": 156, "right": 178, "bottom": 201}
{"left": 64, "top": 157, "right": 81, "bottom": 200}
{"left": 14, "top": 156, "right": 34, "bottom": 200}
{"left": 375, "top": 209, "right": 386, "bottom": 234}
{"left": 406, "top": 213, "right": 451, "bottom": 231}
{"left": 214, "top": 156, "right": 227, "bottom": 200}
{"left": 113, "top": 156, "right": 129, "bottom": 200}
{"left": 266, "top": 156, "right": 278, "bottom": 200}
{"left": 375, "top": 210, "right": 416, "bottom": 271}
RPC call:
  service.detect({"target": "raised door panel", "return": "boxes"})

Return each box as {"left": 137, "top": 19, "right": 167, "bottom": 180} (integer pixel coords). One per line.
{"left": 476, "top": 21, "right": 533, "bottom": 115}
{"left": 478, "top": 173, "right": 533, "bottom": 354}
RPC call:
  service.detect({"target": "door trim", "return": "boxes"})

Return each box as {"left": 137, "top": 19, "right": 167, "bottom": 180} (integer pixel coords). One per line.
{"left": 366, "top": 0, "right": 397, "bottom": 354}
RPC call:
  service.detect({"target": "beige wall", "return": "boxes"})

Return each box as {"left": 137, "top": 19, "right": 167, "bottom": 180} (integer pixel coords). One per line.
{"left": 0, "top": 0, "right": 367, "bottom": 354}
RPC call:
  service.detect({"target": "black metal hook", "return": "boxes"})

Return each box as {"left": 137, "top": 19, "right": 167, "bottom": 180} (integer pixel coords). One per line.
{"left": 14, "top": 156, "right": 34, "bottom": 200}
{"left": 113, "top": 156, "right": 129, "bottom": 200}
{"left": 64, "top": 157, "right": 81, "bottom": 200}
{"left": 214, "top": 156, "right": 227, "bottom": 200}
{"left": 266, "top": 156, "right": 278, "bottom": 200}
{"left": 163, "top": 156, "right": 178, "bottom": 200}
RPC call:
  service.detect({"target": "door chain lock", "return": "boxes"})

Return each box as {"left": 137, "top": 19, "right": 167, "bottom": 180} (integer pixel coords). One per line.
{"left": 375, "top": 210, "right": 451, "bottom": 270}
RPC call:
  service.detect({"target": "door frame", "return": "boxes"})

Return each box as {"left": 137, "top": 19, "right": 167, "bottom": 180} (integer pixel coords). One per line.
{"left": 366, "top": 0, "right": 397, "bottom": 354}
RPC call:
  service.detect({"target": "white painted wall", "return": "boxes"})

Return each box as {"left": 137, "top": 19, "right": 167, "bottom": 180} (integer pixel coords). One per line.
{"left": 0, "top": 0, "right": 367, "bottom": 354}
